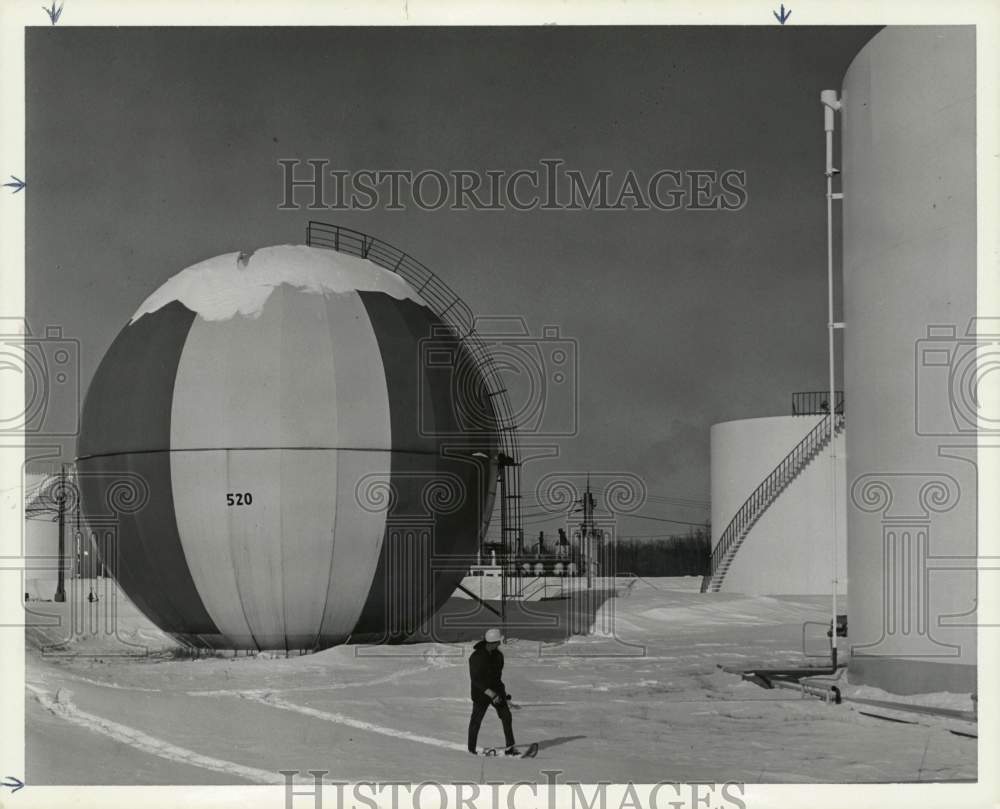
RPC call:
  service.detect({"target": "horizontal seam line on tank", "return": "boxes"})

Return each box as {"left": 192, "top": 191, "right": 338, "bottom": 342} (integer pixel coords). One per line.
{"left": 74, "top": 446, "right": 469, "bottom": 462}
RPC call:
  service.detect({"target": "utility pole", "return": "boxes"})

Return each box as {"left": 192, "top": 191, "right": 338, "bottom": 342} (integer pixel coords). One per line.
{"left": 496, "top": 452, "right": 519, "bottom": 639}
{"left": 576, "top": 476, "right": 597, "bottom": 590}
{"left": 498, "top": 461, "right": 507, "bottom": 633}
{"left": 54, "top": 465, "right": 66, "bottom": 603}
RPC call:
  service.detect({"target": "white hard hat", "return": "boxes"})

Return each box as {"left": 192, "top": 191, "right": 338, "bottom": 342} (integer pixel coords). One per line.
{"left": 484, "top": 628, "right": 503, "bottom": 643}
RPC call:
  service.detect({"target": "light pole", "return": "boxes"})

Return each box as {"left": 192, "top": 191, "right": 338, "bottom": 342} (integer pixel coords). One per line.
{"left": 54, "top": 465, "right": 67, "bottom": 603}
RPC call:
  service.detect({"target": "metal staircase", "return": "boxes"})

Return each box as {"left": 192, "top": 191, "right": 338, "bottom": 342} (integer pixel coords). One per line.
{"left": 700, "top": 413, "right": 845, "bottom": 593}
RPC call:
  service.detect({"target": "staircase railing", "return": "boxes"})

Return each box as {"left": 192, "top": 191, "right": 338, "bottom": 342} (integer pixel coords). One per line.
{"left": 701, "top": 413, "right": 844, "bottom": 593}
{"left": 792, "top": 390, "right": 845, "bottom": 416}
{"left": 306, "top": 221, "right": 521, "bottom": 468}
{"left": 513, "top": 576, "right": 553, "bottom": 601}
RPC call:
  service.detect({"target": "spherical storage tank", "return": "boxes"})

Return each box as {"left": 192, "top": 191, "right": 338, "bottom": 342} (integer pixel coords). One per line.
{"left": 76, "top": 244, "right": 499, "bottom": 650}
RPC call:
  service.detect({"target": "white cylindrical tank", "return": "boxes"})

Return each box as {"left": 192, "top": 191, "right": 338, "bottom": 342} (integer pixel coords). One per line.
{"left": 23, "top": 519, "right": 60, "bottom": 598}
{"left": 21, "top": 473, "right": 60, "bottom": 598}
{"left": 711, "top": 416, "right": 846, "bottom": 595}
{"left": 841, "top": 27, "right": 976, "bottom": 693}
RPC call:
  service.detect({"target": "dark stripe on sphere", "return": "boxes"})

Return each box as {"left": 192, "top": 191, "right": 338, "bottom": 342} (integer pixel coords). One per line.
{"left": 79, "top": 301, "right": 194, "bottom": 458}
{"left": 351, "top": 293, "right": 498, "bottom": 642}
{"left": 76, "top": 301, "right": 221, "bottom": 640}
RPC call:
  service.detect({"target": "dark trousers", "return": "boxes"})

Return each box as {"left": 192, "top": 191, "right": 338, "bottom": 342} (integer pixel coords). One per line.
{"left": 467, "top": 699, "right": 515, "bottom": 752}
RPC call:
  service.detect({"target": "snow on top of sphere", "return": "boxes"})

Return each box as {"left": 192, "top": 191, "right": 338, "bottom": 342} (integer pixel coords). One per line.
{"left": 130, "top": 245, "right": 421, "bottom": 323}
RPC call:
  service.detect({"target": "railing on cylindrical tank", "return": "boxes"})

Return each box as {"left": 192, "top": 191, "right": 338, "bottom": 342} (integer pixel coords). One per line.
{"left": 792, "top": 390, "right": 844, "bottom": 416}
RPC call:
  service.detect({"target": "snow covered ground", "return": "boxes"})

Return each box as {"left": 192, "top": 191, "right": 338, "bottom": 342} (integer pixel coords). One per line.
{"left": 24, "top": 577, "right": 976, "bottom": 784}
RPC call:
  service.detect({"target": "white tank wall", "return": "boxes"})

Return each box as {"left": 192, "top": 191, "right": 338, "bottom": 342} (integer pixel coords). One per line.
{"left": 23, "top": 519, "right": 59, "bottom": 598}
{"left": 841, "top": 27, "right": 977, "bottom": 693}
{"left": 711, "top": 416, "right": 846, "bottom": 595}
{"left": 21, "top": 474, "right": 59, "bottom": 597}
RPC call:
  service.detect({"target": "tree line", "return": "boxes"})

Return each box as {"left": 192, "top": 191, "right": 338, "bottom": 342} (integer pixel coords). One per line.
{"left": 609, "top": 528, "right": 711, "bottom": 576}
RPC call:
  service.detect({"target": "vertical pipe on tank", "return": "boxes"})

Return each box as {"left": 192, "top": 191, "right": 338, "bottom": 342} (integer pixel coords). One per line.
{"left": 821, "top": 89, "right": 842, "bottom": 667}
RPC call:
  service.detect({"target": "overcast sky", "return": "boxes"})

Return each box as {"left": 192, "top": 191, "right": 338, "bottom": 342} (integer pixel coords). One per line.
{"left": 26, "top": 26, "right": 879, "bottom": 536}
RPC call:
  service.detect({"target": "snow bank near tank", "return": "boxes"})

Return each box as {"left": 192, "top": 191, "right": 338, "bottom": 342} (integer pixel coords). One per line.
{"left": 131, "top": 245, "right": 420, "bottom": 323}
{"left": 583, "top": 585, "right": 832, "bottom": 640}
{"left": 839, "top": 682, "right": 976, "bottom": 712}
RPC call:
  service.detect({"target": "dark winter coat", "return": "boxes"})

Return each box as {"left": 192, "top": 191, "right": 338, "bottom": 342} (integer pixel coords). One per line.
{"left": 468, "top": 639, "right": 506, "bottom": 703}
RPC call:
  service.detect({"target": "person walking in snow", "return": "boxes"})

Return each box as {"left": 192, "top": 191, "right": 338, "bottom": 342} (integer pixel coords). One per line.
{"left": 467, "top": 627, "right": 516, "bottom": 755}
